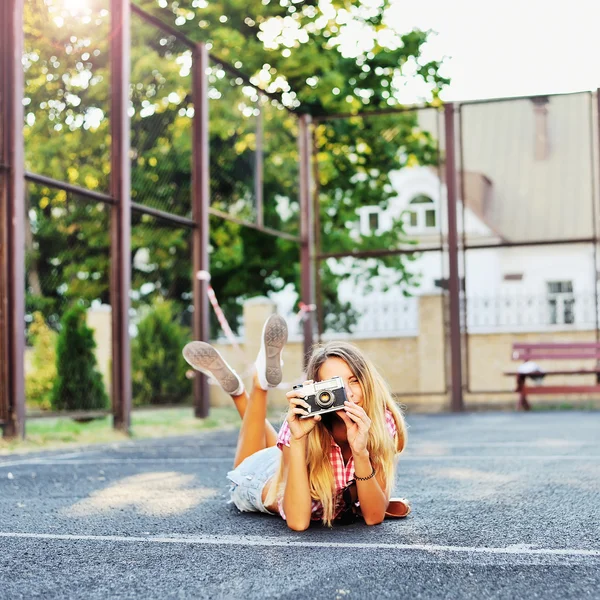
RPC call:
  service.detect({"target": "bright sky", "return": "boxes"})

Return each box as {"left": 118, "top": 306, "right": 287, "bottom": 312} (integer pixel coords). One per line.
{"left": 385, "top": 0, "right": 600, "bottom": 102}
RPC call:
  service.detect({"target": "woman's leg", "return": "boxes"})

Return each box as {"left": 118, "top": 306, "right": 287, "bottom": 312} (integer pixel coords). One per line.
{"left": 182, "top": 343, "right": 278, "bottom": 449}
{"left": 183, "top": 313, "right": 287, "bottom": 465}
{"left": 233, "top": 374, "right": 274, "bottom": 468}
{"left": 232, "top": 313, "right": 287, "bottom": 462}
{"left": 230, "top": 387, "right": 278, "bottom": 449}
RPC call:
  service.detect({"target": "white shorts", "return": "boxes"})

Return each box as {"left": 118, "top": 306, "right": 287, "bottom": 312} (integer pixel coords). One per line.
{"left": 226, "top": 446, "right": 281, "bottom": 514}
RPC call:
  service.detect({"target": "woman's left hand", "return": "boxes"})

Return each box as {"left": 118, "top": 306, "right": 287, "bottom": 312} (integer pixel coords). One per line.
{"left": 339, "top": 401, "right": 371, "bottom": 456}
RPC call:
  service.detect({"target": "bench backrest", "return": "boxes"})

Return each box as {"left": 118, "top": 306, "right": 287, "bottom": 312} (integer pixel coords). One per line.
{"left": 512, "top": 342, "right": 600, "bottom": 361}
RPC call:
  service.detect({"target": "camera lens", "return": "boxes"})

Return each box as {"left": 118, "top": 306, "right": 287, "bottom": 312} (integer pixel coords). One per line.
{"left": 316, "top": 390, "right": 334, "bottom": 408}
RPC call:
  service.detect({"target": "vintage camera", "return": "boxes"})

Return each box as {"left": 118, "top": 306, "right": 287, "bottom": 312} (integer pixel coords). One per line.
{"left": 293, "top": 376, "right": 348, "bottom": 419}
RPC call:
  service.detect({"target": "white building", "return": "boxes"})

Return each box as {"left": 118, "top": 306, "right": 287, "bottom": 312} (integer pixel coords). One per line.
{"left": 275, "top": 92, "right": 599, "bottom": 338}
{"left": 365, "top": 94, "right": 598, "bottom": 332}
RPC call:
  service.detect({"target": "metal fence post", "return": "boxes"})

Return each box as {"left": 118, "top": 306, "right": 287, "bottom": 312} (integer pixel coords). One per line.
{"left": 110, "top": 0, "right": 132, "bottom": 431}
{"left": 444, "top": 103, "right": 464, "bottom": 412}
{"left": 594, "top": 90, "right": 600, "bottom": 351}
{"left": 191, "top": 42, "right": 210, "bottom": 418}
{"left": 0, "top": 0, "right": 26, "bottom": 439}
{"left": 299, "top": 114, "right": 315, "bottom": 367}
{"left": 255, "top": 106, "right": 264, "bottom": 228}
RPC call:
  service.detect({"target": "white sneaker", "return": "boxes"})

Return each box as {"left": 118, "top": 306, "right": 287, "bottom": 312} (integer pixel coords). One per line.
{"left": 182, "top": 342, "right": 245, "bottom": 396}
{"left": 255, "top": 314, "right": 288, "bottom": 390}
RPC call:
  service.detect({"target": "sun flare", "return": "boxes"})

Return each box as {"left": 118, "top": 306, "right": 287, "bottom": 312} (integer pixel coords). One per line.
{"left": 62, "top": 0, "right": 89, "bottom": 15}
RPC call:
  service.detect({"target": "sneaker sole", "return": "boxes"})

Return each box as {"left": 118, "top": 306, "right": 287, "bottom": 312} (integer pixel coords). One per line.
{"left": 182, "top": 342, "right": 241, "bottom": 395}
{"left": 263, "top": 314, "right": 288, "bottom": 387}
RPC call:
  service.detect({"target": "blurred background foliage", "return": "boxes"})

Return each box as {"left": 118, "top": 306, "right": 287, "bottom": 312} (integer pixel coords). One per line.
{"left": 22, "top": 0, "right": 447, "bottom": 406}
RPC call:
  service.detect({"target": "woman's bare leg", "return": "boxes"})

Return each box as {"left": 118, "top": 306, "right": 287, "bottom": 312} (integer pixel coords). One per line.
{"left": 232, "top": 312, "right": 287, "bottom": 455}
{"left": 182, "top": 341, "right": 276, "bottom": 447}
{"left": 230, "top": 386, "right": 278, "bottom": 449}
{"left": 233, "top": 374, "right": 278, "bottom": 468}
{"left": 183, "top": 314, "right": 287, "bottom": 466}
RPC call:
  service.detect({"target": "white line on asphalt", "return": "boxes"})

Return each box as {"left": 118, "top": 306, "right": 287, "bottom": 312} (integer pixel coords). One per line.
{"left": 0, "top": 451, "right": 90, "bottom": 469}
{"left": 411, "top": 441, "right": 590, "bottom": 448}
{"left": 0, "top": 457, "right": 231, "bottom": 468}
{"left": 0, "top": 532, "right": 598, "bottom": 558}
{"left": 2, "top": 455, "right": 599, "bottom": 468}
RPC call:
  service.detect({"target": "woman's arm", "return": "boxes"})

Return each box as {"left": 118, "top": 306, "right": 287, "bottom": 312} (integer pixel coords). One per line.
{"left": 281, "top": 440, "right": 312, "bottom": 531}
{"left": 281, "top": 384, "right": 321, "bottom": 531}
{"left": 352, "top": 450, "right": 388, "bottom": 525}
{"left": 339, "top": 402, "right": 389, "bottom": 525}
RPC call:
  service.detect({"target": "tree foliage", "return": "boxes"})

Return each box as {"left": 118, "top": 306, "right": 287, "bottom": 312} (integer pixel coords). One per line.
{"left": 25, "top": 312, "right": 58, "bottom": 410}
{"left": 131, "top": 299, "right": 192, "bottom": 406}
{"left": 23, "top": 0, "right": 448, "bottom": 337}
{"left": 51, "top": 304, "right": 109, "bottom": 411}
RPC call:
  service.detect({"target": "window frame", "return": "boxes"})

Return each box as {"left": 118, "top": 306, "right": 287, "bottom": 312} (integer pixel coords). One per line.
{"left": 546, "top": 280, "right": 575, "bottom": 325}
{"left": 405, "top": 195, "right": 437, "bottom": 232}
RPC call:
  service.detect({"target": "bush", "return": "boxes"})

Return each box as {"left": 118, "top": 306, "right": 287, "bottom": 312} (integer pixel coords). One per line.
{"left": 25, "top": 312, "right": 58, "bottom": 411}
{"left": 51, "top": 304, "right": 109, "bottom": 411}
{"left": 132, "top": 300, "right": 192, "bottom": 406}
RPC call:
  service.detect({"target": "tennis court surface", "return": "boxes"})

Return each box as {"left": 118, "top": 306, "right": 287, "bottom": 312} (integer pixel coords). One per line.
{"left": 1, "top": 411, "right": 599, "bottom": 599}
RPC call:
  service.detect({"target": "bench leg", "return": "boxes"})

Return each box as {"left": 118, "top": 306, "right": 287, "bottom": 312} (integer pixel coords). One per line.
{"left": 516, "top": 375, "right": 531, "bottom": 411}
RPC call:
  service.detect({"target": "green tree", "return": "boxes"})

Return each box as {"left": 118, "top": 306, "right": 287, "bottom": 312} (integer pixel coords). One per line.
{"left": 51, "top": 304, "right": 109, "bottom": 411}
{"left": 25, "top": 312, "right": 58, "bottom": 410}
{"left": 131, "top": 300, "right": 192, "bottom": 406}
{"left": 23, "top": 0, "right": 449, "bottom": 336}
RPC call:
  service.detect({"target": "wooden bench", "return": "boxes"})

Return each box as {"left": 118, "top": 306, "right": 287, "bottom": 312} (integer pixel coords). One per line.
{"left": 505, "top": 342, "right": 600, "bottom": 410}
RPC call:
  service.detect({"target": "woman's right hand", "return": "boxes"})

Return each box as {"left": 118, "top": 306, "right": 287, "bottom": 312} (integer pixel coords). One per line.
{"left": 286, "top": 380, "right": 321, "bottom": 440}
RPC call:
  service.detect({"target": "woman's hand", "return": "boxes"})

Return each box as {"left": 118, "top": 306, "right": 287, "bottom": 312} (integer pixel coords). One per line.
{"left": 286, "top": 381, "right": 321, "bottom": 440}
{"left": 339, "top": 401, "right": 371, "bottom": 456}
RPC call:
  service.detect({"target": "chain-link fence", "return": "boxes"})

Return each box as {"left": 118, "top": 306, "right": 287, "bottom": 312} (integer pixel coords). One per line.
{"left": 3, "top": 1, "right": 304, "bottom": 433}
{"left": 22, "top": 0, "right": 113, "bottom": 416}
{"left": 131, "top": 11, "right": 193, "bottom": 219}
{"left": 130, "top": 215, "right": 194, "bottom": 408}
{"left": 312, "top": 93, "right": 600, "bottom": 408}
{"left": 458, "top": 92, "right": 600, "bottom": 400}
{"left": 23, "top": 0, "right": 111, "bottom": 193}
{"left": 5, "top": 3, "right": 600, "bottom": 435}
{"left": 24, "top": 183, "right": 112, "bottom": 414}
{"left": 312, "top": 107, "right": 448, "bottom": 397}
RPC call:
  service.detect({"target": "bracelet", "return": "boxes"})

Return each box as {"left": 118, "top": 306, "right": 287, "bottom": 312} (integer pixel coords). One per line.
{"left": 354, "top": 466, "right": 376, "bottom": 481}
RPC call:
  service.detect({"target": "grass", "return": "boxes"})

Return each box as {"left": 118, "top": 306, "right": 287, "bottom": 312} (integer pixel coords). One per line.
{"left": 0, "top": 405, "right": 272, "bottom": 456}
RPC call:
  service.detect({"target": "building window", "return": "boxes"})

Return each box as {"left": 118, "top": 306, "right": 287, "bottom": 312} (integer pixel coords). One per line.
{"left": 368, "top": 211, "right": 379, "bottom": 233}
{"left": 406, "top": 195, "right": 437, "bottom": 231}
{"left": 547, "top": 281, "right": 574, "bottom": 325}
{"left": 362, "top": 208, "right": 381, "bottom": 235}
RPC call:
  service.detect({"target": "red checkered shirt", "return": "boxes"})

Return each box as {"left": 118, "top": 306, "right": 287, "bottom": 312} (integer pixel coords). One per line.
{"left": 276, "top": 409, "right": 397, "bottom": 520}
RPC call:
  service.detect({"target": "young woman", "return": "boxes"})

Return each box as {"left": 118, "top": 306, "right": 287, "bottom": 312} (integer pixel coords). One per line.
{"left": 183, "top": 314, "right": 409, "bottom": 530}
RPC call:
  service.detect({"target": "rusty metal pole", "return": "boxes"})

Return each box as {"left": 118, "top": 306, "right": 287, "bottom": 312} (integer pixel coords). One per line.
{"left": 0, "top": 0, "right": 26, "bottom": 438}
{"left": 191, "top": 43, "right": 210, "bottom": 418}
{"left": 311, "top": 126, "right": 324, "bottom": 342}
{"left": 299, "top": 114, "right": 315, "bottom": 368}
{"left": 255, "top": 105, "right": 264, "bottom": 227}
{"left": 110, "top": 0, "right": 132, "bottom": 431}
{"left": 444, "top": 103, "right": 464, "bottom": 412}
{"left": 594, "top": 90, "right": 600, "bottom": 350}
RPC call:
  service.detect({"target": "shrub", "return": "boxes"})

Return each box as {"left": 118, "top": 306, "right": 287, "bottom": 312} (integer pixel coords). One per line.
{"left": 51, "top": 304, "right": 109, "bottom": 411}
{"left": 132, "top": 300, "right": 191, "bottom": 406}
{"left": 25, "top": 312, "right": 58, "bottom": 411}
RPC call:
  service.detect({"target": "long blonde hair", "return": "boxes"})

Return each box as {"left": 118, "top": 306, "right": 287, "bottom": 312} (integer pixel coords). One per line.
{"left": 266, "top": 341, "right": 406, "bottom": 527}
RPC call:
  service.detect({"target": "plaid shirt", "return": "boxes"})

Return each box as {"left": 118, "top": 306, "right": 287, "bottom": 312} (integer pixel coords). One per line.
{"left": 276, "top": 410, "right": 397, "bottom": 520}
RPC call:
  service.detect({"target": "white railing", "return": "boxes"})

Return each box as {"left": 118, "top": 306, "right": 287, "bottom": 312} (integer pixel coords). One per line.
{"left": 283, "top": 296, "right": 419, "bottom": 340}
{"left": 222, "top": 292, "right": 600, "bottom": 345}
{"left": 463, "top": 293, "right": 599, "bottom": 333}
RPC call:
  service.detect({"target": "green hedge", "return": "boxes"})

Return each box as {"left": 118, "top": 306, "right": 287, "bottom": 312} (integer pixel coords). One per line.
{"left": 51, "top": 304, "right": 109, "bottom": 411}
{"left": 132, "top": 300, "right": 192, "bottom": 406}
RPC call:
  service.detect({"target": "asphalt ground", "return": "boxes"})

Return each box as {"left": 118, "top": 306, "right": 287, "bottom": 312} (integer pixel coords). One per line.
{"left": 1, "top": 411, "right": 599, "bottom": 600}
